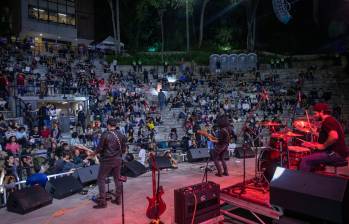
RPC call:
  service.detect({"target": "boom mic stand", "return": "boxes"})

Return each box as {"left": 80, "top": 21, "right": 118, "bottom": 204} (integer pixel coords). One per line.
{"left": 231, "top": 89, "right": 269, "bottom": 195}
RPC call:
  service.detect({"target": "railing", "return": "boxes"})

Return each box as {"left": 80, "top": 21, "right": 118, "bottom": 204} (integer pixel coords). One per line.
{"left": 8, "top": 84, "right": 89, "bottom": 98}
{"left": 0, "top": 170, "right": 74, "bottom": 206}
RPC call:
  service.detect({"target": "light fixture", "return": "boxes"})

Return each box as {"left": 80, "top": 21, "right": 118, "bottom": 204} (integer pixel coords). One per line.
{"left": 58, "top": 13, "right": 67, "bottom": 17}
{"left": 39, "top": 33, "right": 43, "bottom": 37}
{"left": 33, "top": 8, "right": 45, "bottom": 12}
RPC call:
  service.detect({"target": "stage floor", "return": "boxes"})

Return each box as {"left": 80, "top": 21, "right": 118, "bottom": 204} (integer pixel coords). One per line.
{"left": 1, "top": 158, "right": 349, "bottom": 224}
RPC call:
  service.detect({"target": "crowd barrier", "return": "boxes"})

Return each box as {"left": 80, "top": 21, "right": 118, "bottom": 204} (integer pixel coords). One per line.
{"left": 0, "top": 170, "right": 74, "bottom": 206}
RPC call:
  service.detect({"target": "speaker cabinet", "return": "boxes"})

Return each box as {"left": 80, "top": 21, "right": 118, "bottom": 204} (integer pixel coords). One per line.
{"left": 121, "top": 160, "right": 147, "bottom": 177}
{"left": 270, "top": 167, "right": 349, "bottom": 224}
{"left": 187, "top": 148, "right": 210, "bottom": 162}
{"left": 148, "top": 156, "right": 173, "bottom": 170}
{"left": 45, "top": 175, "right": 83, "bottom": 199}
{"left": 74, "top": 165, "right": 99, "bottom": 185}
{"left": 7, "top": 185, "right": 52, "bottom": 214}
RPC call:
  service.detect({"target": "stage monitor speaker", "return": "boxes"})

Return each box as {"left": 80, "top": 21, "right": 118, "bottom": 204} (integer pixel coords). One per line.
{"left": 148, "top": 156, "right": 173, "bottom": 170}
{"left": 45, "top": 175, "right": 83, "bottom": 199}
{"left": 187, "top": 148, "right": 210, "bottom": 162}
{"left": 121, "top": 160, "right": 147, "bottom": 177}
{"left": 74, "top": 165, "right": 99, "bottom": 186}
{"left": 233, "top": 146, "right": 255, "bottom": 158}
{"left": 7, "top": 185, "right": 52, "bottom": 214}
{"left": 270, "top": 167, "right": 349, "bottom": 224}
{"left": 174, "top": 181, "right": 220, "bottom": 224}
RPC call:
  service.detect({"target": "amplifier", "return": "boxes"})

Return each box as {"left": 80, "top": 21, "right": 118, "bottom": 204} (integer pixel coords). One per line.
{"left": 174, "top": 181, "right": 220, "bottom": 224}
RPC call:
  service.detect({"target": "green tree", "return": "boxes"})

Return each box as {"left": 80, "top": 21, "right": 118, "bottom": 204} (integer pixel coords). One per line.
{"left": 145, "top": 0, "right": 183, "bottom": 61}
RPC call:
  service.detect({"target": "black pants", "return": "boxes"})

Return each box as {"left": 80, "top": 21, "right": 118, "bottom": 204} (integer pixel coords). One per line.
{"left": 212, "top": 149, "right": 228, "bottom": 175}
{"left": 97, "top": 158, "right": 122, "bottom": 203}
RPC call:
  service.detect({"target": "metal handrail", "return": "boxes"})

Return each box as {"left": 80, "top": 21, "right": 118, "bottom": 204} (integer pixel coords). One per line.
{"left": 0, "top": 170, "right": 74, "bottom": 206}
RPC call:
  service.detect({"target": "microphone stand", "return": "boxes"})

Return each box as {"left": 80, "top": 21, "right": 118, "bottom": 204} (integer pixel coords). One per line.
{"left": 232, "top": 89, "right": 268, "bottom": 195}
{"left": 119, "top": 160, "right": 127, "bottom": 224}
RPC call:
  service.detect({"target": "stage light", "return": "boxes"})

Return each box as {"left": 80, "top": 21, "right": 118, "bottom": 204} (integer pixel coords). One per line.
{"left": 39, "top": 33, "right": 43, "bottom": 37}
{"left": 58, "top": 13, "right": 67, "bottom": 17}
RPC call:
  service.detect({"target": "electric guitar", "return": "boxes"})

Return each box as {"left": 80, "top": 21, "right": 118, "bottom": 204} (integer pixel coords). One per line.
{"left": 146, "top": 154, "right": 166, "bottom": 220}
{"left": 197, "top": 130, "right": 218, "bottom": 142}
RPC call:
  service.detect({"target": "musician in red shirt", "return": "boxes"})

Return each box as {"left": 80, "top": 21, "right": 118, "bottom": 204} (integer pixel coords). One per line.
{"left": 300, "top": 103, "right": 348, "bottom": 172}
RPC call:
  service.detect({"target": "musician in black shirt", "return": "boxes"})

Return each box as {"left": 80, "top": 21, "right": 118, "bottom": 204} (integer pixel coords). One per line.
{"left": 92, "top": 118, "right": 127, "bottom": 209}
{"left": 300, "top": 103, "right": 348, "bottom": 172}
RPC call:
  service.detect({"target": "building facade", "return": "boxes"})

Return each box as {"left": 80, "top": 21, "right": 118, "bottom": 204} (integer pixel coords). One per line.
{"left": 18, "top": 0, "right": 94, "bottom": 46}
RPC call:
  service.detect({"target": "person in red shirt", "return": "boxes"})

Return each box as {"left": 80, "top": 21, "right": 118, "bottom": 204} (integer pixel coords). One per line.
{"left": 40, "top": 126, "right": 51, "bottom": 139}
{"left": 17, "top": 73, "right": 25, "bottom": 95}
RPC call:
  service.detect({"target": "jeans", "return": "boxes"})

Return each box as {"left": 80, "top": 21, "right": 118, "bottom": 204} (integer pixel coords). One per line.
{"left": 299, "top": 151, "right": 346, "bottom": 172}
{"left": 97, "top": 158, "right": 122, "bottom": 203}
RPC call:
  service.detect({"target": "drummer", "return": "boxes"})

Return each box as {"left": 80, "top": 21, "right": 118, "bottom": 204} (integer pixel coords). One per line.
{"left": 299, "top": 103, "right": 348, "bottom": 172}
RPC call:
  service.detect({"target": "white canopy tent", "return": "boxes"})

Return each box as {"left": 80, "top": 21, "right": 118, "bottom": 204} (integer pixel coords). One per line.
{"left": 96, "top": 36, "right": 124, "bottom": 51}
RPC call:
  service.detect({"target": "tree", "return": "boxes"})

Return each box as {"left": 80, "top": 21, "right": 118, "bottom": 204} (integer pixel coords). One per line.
{"left": 198, "top": 0, "right": 210, "bottom": 49}
{"left": 107, "top": 0, "right": 118, "bottom": 55}
{"left": 116, "top": 0, "right": 121, "bottom": 53}
{"left": 146, "top": 0, "right": 182, "bottom": 61}
{"left": 245, "top": 0, "right": 259, "bottom": 51}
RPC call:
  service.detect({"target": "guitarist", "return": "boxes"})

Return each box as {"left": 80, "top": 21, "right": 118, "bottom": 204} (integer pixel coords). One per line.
{"left": 91, "top": 118, "right": 127, "bottom": 209}
{"left": 210, "top": 115, "right": 233, "bottom": 177}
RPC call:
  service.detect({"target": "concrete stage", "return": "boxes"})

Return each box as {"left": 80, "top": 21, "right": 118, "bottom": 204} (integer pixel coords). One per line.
{"left": 1, "top": 158, "right": 349, "bottom": 224}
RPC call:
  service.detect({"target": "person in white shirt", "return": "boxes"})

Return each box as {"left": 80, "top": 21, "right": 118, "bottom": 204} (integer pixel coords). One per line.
{"left": 138, "top": 145, "right": 146, "bottom": 165}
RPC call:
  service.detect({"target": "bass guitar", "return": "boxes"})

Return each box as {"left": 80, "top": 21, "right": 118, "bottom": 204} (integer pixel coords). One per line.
{"left": 146, "top": 154, "right": 166, "bottom": 220}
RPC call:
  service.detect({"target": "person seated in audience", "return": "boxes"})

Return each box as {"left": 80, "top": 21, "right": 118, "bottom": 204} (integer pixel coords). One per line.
{"left": 5, "top": 136, "right": 21, "bottom": 155}
{"left": 155, "top": 114, "right": 162, "bottom": 125}
{"left": 30, "top": 126, "right": 41, "bottom": 145}
{"left": 164, "top": 150, "right": 178, "bottom": 169}
{"left": 15, "top": 126, "right": 27, "bottom": 146}
{"left": 72, "top": 148, "right": 84, "bottom": 166}
{"left": 52, "top": 152, "right": 76, "bottom": 174}
{"left": 26, "top": 165, "right": 48, "bottom": 188}
{"left": 51, "top": 122, "right": 61, "bottom": 141}
{"left": 70, "top": 132, "right": 81, "bottom": 146}
{"left": 40, "top": 125, "right": 51, "bottom": 139}
{"left": 4, "top": 155, "right": 19, "bottom": 181}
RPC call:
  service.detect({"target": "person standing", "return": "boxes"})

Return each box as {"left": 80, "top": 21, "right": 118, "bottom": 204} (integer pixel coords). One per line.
{"left": 158, "top": 89, "right": 166, "bottom": 111}
{"left": 92, "top": 118, "right": 127, "bottom": 209}
{"left": 300, "top": 103, "right": 348, "bottom": 172}
{"left": 210, "top": 116, "right": 232, "bottom": 177}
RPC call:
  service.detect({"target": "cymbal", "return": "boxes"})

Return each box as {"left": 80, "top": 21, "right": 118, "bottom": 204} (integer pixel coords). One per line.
{"left": 258, "top": 121, "right": 282, "bottom": 126}
{"left": 293, "top": 119, "right": 316, "bottom": 133}
{"left": 271, "top": 131, "right": 303, "bottom": 139}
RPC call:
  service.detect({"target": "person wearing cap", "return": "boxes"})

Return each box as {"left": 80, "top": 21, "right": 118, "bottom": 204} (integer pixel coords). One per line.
{"left": 300, "top": 103, "right": 348, "bottom": 172}
{"left": 91, "top": 118, "right": 127, "bottom": 209}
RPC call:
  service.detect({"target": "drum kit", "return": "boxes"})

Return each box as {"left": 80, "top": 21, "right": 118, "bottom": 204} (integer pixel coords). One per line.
{"left": 252, "top": 116, "right": 319, "bottom": 186}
